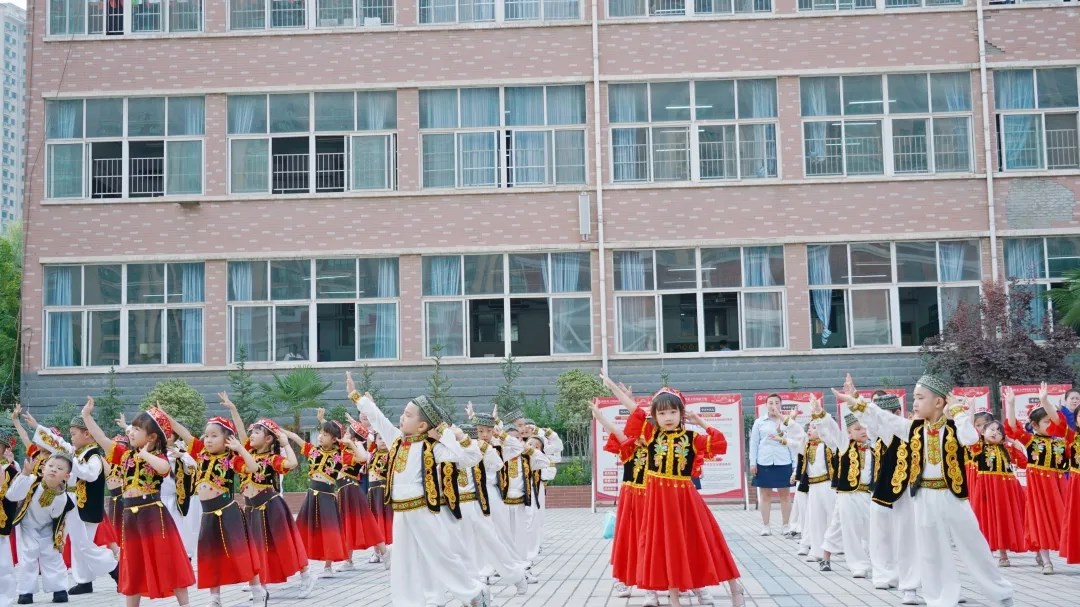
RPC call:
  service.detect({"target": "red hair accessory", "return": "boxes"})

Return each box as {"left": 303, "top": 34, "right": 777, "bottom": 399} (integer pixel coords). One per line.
{"left": 350, "top": 420, "right": 369, "bottom": 440}
{"left": 249, "top": 418, "right": 282, "bottom": 435}
{"left": 207, "top": 416, "right": 237, "bottom": 435}
{"left": 147, "top": 407, "right": 174, "bottom": 439}
{"left": 652, "top": 386, "right": 686, "bottom": 404}
{"left": 111, "top": 434, "right": 129, "bottom": 445}
{"left": 330, "top": 420, "right": 344, "bottom": 436}
{"left": 27, "top": 444, "right": 39, "bottom": 457}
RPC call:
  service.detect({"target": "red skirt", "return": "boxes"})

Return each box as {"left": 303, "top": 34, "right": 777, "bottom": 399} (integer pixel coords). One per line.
{"left": 1024, "top": 469, "right": 1067, "bottom": 550}
{"left": 117, "top": 495, "right": 196, "bottom": 598}
{"left": 368, "top": 482, "right": 393, "bottom": 544}
{"left": 196, "top": 495, "right": 259, "bottom": 588}
{"left": 245, "top": 490, "right": 309, "bottom": 584}
{"left": 1059, "top": 474, "right": 1080, "bottom": 563}
{"left": 637, "top": 476, "right": 740, "bottom": 591}
{"left": 973, "top": 473, "right": 1027, "bottom": 553}
{"left": 338, "top": 481, "right": 385, "bottom": 551}
{"left": 610, "top": 483, "right": 644, "bottom": 587}
{"left": 295, "top": 481, "right": 348, "bottom": 562}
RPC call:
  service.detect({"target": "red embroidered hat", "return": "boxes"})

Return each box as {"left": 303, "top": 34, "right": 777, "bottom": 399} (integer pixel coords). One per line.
{"left": 350, "top": 420, "right": 369, "bottom": 440}
{"left": 249, "top": 418, "right": 282, "bottom": 435}
{"left": 111, "top": 433, "right": 129, "bottom": 445}
{"left": 207, "top": 416, "right": 237, "bottom": 435}
{"left": 147, "top": 407, "right": 174, "bottom": 439}
{"left": 331, "top": 420, "right": 344, "bottom": 436}
{"left": 652, "top": 386, "right": 686, "bottom": 404}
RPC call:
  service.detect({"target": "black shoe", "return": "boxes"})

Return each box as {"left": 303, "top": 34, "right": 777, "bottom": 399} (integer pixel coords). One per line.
{"left": 819, "top": 559, "right": 832, "bottom": 572}
{"left": 109, "top": 566, "right": 119, "bottom": 584}
{"left": 68, "top": 583, "right": 93, "bottom": 596}
{"left": 16, "top": 595, "right": 32, "bottom": 605}
{"left": 52, "top": 591, "right": 68, "bottom": 604}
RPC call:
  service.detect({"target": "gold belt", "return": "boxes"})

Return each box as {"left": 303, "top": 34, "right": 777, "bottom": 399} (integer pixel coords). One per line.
{"left": 918, "top": 478, "right": 947, "bottom": 490}
{"left": 391, "top": 496, "right": 427, "bottom": 512}
{"left": 808, "top": 474, "right": 830, "bottom": 484}
{"left": 857, "top": 483, "right": 870, "bottom": 493}
{"left": 504, "top": 496, "right": 525, "bottom": 505}
{"left": 459, "top": 491, "right": 477, "bottom": 503}
{"left": 123, "top": 500, "right": 163, "bottom": 514}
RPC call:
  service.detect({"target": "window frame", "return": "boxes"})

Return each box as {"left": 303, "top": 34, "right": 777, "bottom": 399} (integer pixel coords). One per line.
{"left": 228, "top": 0, "right": 397, "bottom": 30}
{"left": 1004, "top": 236, "right": 1080, "bottom": 335}
{"left": 418, "top": 0, "right": 582, "bottom": 24}
{"left": 605, "top": 0, "right": 773, "bottom": 19}
{"left": 42, "top": 263, "right": 206, "bottom": 369}
{"left": 47, "top": 0, "right": 205, "bottom": 36}
{"left": 420, "top": 252, "right": 594, "bottom": 358}
{"left": 994, "top": 67, "right": 1080, "bottom": 173}
{"left": 226, "top": 257, "right": 402, "bottom": 364}
{"left": 612, "top": 247, "right": 788, "bottom": 354}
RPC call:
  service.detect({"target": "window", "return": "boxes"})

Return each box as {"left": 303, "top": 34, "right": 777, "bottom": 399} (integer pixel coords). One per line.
{"left": 421, "top": 0, "right": 578, "bottom": 22}
{"left": 994, "top": 68, "right": 1080, "bottom": 171}
{"left": 228, "top": 0, "right": 394, "bottom": 28}
{"left": 1005, "top": 237, "right": 1080, "bottom": 334}
{"left": 798, "top": 0, "right": 873, "bottom": 10}
{"left": 801, "top": 73, "right": 972, "bottom": 177}
{"left": 883, "top": 0, "right": 962, "bottom": 7}
{"left": 49, "top": 0, "right": 203, "bottom": 35}
{"left": 420, "top": 86, "right": 586, "bottom": 188}
{"left": 44, "top": 263, "right": 204, "bottom": 368}
{"left": 421, "top": 252, "right": 591, "bottom": 357}
{"left": 613, "top": 246, "right": 785, "bottom": 353}
{"left": 609, "top": 79, "right": 778, "bottom": 183}
{"left": 808, "top": 240, "right": 980, "bottom": 349}
{"left": 228, "top": 258, "right": 400, "bottom": 362}
{"left": 45, "top": 97, "right": 204, "bottom": 199}
{"left": 607, "top": 0, "right": 771, "bottom": 18}
{"left": 228, "top": 91, "right": 397, "bottom": 195}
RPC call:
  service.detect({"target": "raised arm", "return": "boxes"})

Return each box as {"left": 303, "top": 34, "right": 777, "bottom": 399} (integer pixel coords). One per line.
{"left": 947, "top": 396, "right": 979, "bottom": 447}
{"left": 591, "top": 402, "right": 628, "bottom": 445}
{"left": 687, "top": 410, "right": 728, "bottom": 458}
{"left": 220, "top": 392, "right": 247, "bottom": 444}
{"left": 600, "top": 372, "right": 639, "bottom": 416}
{"left": 160, "top": 408, "right": 195, "bottom": 444}
{"left": 136, "top": 445, "right": 171, "bottom": 476}
{"left": 276, "top": 430, "right": 299, "bottom": 471}
{"left": 839, "top": 388, "right": 912, "bottom": 441}
{"left": 79, "top": 398, "right": 116, "bottom": 456}
{"left": 810, "top": 395, "right": 844, "bottom": 451}
{"left": 226, "top": 435, "right": 259, "bottom": 474}
{"left": 10, "top": 404, "right": 32, "bottom": 449}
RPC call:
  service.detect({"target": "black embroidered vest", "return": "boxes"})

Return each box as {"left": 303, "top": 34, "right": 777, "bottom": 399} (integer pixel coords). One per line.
{"left": 174, "top": 457, "right": 196, "bottom": 516}
{"left": 834, "top": 441, "right": 870, "bottom": 493}
{"left": 497, "top": 451, "right": 532, "bottom": 507}
{"left": 973, "top": 441, "right": 1018, "bottom": 475}
{"left": 72, "top": 444, "right": 106, "bottom": 523}
{"left": 10, "top": 477, "right": 76, "bottom": 550}
{"left": 907, "top": 419, "right": 968, "bottom": 500}
{"left": 472, "top": 443, "right": 492, "bottom": 516}
{"left": 0, "top": 464, "right": 16, "bottom": 535}
{"left": 644, "top": 429, "right": 698, "bottom": 480}
{"left": 384, "top": 436, "right": 444, "bottom": 514}
{"left": 870, "top": 435, "right": 909, "bottom": 508}
{"left": 1024, "top": 434, "right": 1068, "bottom": 473}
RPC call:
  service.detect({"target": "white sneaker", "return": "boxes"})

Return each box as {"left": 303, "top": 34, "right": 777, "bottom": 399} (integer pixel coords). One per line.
{"left": 873, "top": 581, "right": 896, "bottom": 590}
{"left": 692, "top": 587, "right": 715, "bottom": 605}
{"left": 759, "top": 526, "right": 772, "bottom": 536}
{"left": 643, "top": 591, "right": 660, "bottom": 607}
{"left": 383, "top": 546, "right": 392, "bottom": 571}
{"left": 853, "top": 569, "right": 868, "bottom": 579}
{"left": 298, "top": 571, "right": 318, "bottom": 599}
{"left": 780, "top": 525, "right": 791, "bottom": 536}
{"left": 614, "top": 582, "right": 632, "bottom": 598}
{"left": 526, "top": 573, "right": 539, "bottom": 584}
{"left": 335, "top": 560, "right": 356, "bottom": 572}
{"left": 368, "top": 552, "right": 382, "bottom": 564}
{"left": 901, "top": 590, "right": 920, "bottom": 605}
{"left": 515, "top": 579, "right": 528, "bottom": 595}
{"left": 797, "top": 547, "right": 809, "bottom": 556}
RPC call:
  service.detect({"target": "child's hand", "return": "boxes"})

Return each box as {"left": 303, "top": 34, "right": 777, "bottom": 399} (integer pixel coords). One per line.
{"left": 843, "top": 373, "right": 856, "bottom": 395}
{"left": 225, "top": 436, "right": 244, "bottom": 452}
{"left": 80, "top": 398, "right": 94, "bottom": 420}
{"left": 1001, "top": 386, "right": 1016, "bottom": 408}
{"left": 115, "top": 412, "right": 127, "bottom": 429}
{"left": 22, "top": 411, "right": 38, "bottom": 429}
{"left": 219, "top": 392, "right": 237, "bottom": 412}
{"left": 1039, "top": 381, "right": 1049, "bottom": 402}
{"left": 316, "top": 408, "right": 326, "bottom": 424}
{"left": 20, "top": 459, "right": 33, "bottom": 476}
{"left": 9, "top": 403, "right": 20, "bottom": 422}
{"left": 345, "top": 371, "right": 356, "bottom": 396}
{"left": 686, "top": 410, "right": 705, "bottom": 428}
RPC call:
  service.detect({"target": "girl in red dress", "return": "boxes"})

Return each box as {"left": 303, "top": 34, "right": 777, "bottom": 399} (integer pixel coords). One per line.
{"left": 1055, "top": 398, "right": 1080, "bottom": 564}
{"left": 283, "top": 421, "right": 356, "bottom": 574}
{"left": 165, "top": 411, "right": 263, "bottom": 607}
{"left": 969, "top": 419, "right": 1028, "bottom": 566}
{"left": 591, "top": 383, "right": 648, "bottom": 599}
{"left": 1003, "top": 384, "right": 1068, "bottom": 574}
{"left": 968, "top": 411, "right": 996, "bottom": 500}
{"left": 79, "top": 399, "right": 195, "bottom": 606}
{"left": 325, "top": 409, "right": 387, "bottom": 570}
{"left": 365, "top": 431, "right": 394, "bottom": 556}
{"left": 604, "top": 376, "right": 744, "bottom": 607}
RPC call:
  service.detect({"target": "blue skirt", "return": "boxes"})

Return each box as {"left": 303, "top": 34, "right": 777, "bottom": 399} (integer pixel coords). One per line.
{"left": 753, "top": 464, "right": 793, "bottom": 489}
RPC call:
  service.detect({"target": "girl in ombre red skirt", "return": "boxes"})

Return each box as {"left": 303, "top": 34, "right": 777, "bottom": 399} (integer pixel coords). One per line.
{"left": 335, "top": 411, "right": 388, "bottom": 569}
{"left": 366, "top": 431, "right": 394, "bottom": 556}
{"left": 603, "top": 375, "right": 745, "bottom": 607}
{"left": 969, "top": 419, "right": 1028, "bottom": 567}
{"left": 1054, "top": 395, "right": 1080, "bottom": 565}
{"left": 79, "top": 400, "right": 195, "bottom": 606}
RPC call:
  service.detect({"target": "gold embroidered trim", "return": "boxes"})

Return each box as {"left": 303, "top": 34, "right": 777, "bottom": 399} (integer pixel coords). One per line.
{"left": 392, "top": 496, "right": 427, "bottom": 512}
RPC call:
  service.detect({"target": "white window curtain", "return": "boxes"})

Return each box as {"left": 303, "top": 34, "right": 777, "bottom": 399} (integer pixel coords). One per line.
{"left": 744, "top": 246, "right": 777, "bottom": 287}
{"left": 420, "top": 90, "right": 458, "bottom": 129}
{"left": 352, "top": 135, "right": 391, "bottom": 190}
{"left": 47, "top": 267, "right": 76, "bottom": 367}
{"left": 231, "top": 139, "right": 269, "bottom": 193}
{"left": 47, "top": 100, "right": 82, "bottom": 139}
{"left": 179, "top": 264, "right": 204, "bottom": 364}
{"left": 551, "top": 252, "right": 584, "bottom": 292}
{"left": 617, "top": 251, "right": 654, "bottom": 352}
{"left": 544, "top": 0, "right": 579, "bottom": 19}
{"left": 230, "top": 262, "right": 255, "bottom": 359}
{"left": 744, "top": 292, "right": 783, "bottom": 349}
{"left": 995, "top": 71, "right": 1040, "bottom": 170}
{"left": 506, "top": 0, "right": 540, "bottom": 20}
{"left": 427, "top": 302, "right": 464, "bottom": 356}
{"left": 547, "top": 86, "right": 586, "bottom": 125}
{"left": 807, "top": 245, "right": 833, "bottom": 345}
{"left": 48, "top": 144, "right": 84, "bottom": 199}
{"left": 938, "top": 241, "right": 966, "bottom": 282}
{"left": 169, "top": 97, "right": 205, "bottom": 136}
{"left": 373, "top": 259, "right": 398, "bottom": 358}
{"left": 459, "top": 132, "right": 498, "bottom": 186}
{"left": 803, "top": 79, "right": 829, "bottom": 162}
{"left": 552, "top": 298, "right": 591, "bottom": 354}
{"left": 357, "top": 91, "right": 397, "bottom": 131}
{"left": 512, "top": 131, "right": 549, "bottom": 185}
{"left": 229, "top": 96, "right": 266, "bottom": 135}
{"left": 167, "top": 141, "right": 202, "bottom": 195}
{"left": 427, "top": 256, "right": 461, "bottom": 296}
{"left": 50, "top": 0, "right": 86, "bottom": 35}
{"left": 1005, "top": 238, "right": 1046, "bottom": 331}
{"left": 506, "top": 88, "right": 544, "bottom": 126}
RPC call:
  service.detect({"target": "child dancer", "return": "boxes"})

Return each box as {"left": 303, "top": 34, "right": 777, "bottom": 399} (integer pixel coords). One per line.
{"left": 494, "top": 411, "right": 533, "bottom": 565}
{"left": 366, "top": 431, "right": 394, "bottom": 560}
{"left": 164, "top": 411, "right": 263, "bottom": 607}
{"left": 604, "top": 378, "right": 744, "bottom": 607}
{"left": 283, "top": 421, "right": 354, "bottom": 575}
{"left": 1, "top": 439, "right": 15, "bottom": 607}
{"left": 1003, "top": 384, "right": 1067, "bottom": 574}
{"left": 79, "top": 399, "right": 195, "bottom": 606}
{"left": 1058, "top": 392, "right": 1080, "bottom": 564}
{"left": 6, "top": 452, "right": 116, "bottom": 605}
{"left": 347, "top": 372, "right": 491, "bottom": 607}
{"left": 845, "top": 375, "right": 1014, "bottom": 607}
{"left": 815, "top": 396, "right": 873, "bottom": 579}
{"left": 793, "top": 417, "right": 836, "bottom": 566}
{"left": 330, "top": 410, "right": 387, "bottom": 571}
{"left": 969, "top": 419, "right": 1027, "bottom": 567}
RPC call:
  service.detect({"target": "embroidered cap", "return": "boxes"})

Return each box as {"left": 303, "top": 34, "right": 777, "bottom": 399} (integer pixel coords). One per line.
{"left": 473, "top": 413, "right": 497, "bottom": 428}
{"left": 522, "top": 418, "right": 537, "bottom": 427}
{"left": 350, "top": 420, "right": 369, "bottom": 440}
{"left": 502, "top": 410, "right": 524, "bottom": 425}
{"left": 412, "top": 395, "right": 446, "bottom": 428}
{"left": 207, "top": 416, "right": 237, "bottom": 435}
{"left": 69, "top": 416, "right": 88, "bottom": 430}
{"left": 874, "top": 394, "right": 902, "bottom": 412}
{"left": 460, "top": 423, "right": 479, "bottom": 440}
{"left": 916, "top": 375, "right": 952, "bottom": 399}
{"left": 249, "top": 418, "right": 282, "bottom": 436}
{"left": 652, "top": 386, "right": 686, "bottom": 404}
{"left": 146, "top": 407, "right": 174, "bottom": 439}
{"left": 844, "top": 412, "right": 860, "bottom": 428}
{"left": 111, "top": 433, "right": 129, "bottom": 445}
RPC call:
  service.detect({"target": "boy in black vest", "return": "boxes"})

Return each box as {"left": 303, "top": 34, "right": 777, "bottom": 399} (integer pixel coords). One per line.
{"left": 30, "top": 417, "right": 108, "bottom": 596}
{"left": 844, "top": 374, "right": 1014, "bottom": 607}
{"left": 1, "top": 430, "right": 18, "bottom": 607}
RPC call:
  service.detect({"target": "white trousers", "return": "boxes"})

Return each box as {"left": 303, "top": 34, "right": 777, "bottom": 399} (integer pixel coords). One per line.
{"left": 164, "top": 494, "right": 200, "bottom": 560}
{"left": 391, "top": 507, "right": 484, "bottom": 607}
{"left": 790, "top": 490, "right": 806, "bottom": 534}
{"left": 69, "top": 521, "right": 98, "bottom": 584}
{"left": 15, "top": 525, "right": 67, "bottom": 595}
{"left": 869, "top": 492, "right": 919, "bottom": 591}
{"left": 1, "top": 535, "right": 15, "bottom": 607}
{"left": 822, "top": 491, "right": 872, "bottom": 574}
{"left": 460, "top": 502, "right": 526, "bottom": 586}
{"left": 526, "top": 486, "right": 545, "bottom": 560}
{"left": 486, "top": 490, "right": 530, "bottom": 573}
{"left": 801, "top": 483, "right": 836, "bottom": 559}
{"left": 914, "top": 489, "right": 1013, "bottom": 607}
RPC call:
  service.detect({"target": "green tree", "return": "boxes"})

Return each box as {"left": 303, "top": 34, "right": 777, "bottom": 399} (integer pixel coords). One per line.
{"left": 45, "top": 401, "right": 80, "bottom": 431}
{"left": 141, "top": 379, "right": 208, "bottom": 432}
{"left": 1048, "top": 267, "right": 1080, "bottom": 329}
{"left": 554, "top": 369, "right": 609, "bottom": 458}
{"left": 659, "top": 368, "right": 671, "bottom": 388}
{"left": 325, "top": 403, "right": 351, "bottom": 426}
{"left": 354, "top": 365, "right": 387, "bottom": 413}
{"left": 0, "top": 223, "right": 22, "bottom": 405}
{"left": 94, "top": 367, "right": 125, "bottom": 429}
{"left": 228, "top": 346, "right": 262, "bottom": 425}
{"left": 493, "top": 356, "right": 527, "bottom": 413}
{"left": 258, "top": 367, "right": 332, "bottom": 431}
{"left": 427, "top": 343, "right": 454, "bottom": 417}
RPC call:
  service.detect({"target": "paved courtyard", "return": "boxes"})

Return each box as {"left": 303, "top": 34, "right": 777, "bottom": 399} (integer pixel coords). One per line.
{"left": 59, "top": 506, "right": 1078, "bottom": 606}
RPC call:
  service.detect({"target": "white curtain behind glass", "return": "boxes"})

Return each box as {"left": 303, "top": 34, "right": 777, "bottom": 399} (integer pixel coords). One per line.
{"left": 807, "top": 245, "right": 833, "bottom": 345}
{"left": 1005, "top": 239, "right": 1046, "bottom": 330}
{"left": 618, "top": 252, "right": 653, "bottom": 351}
{"left": 374, "top": 259, "right": 398, "bottom": 358}
{"left": 180, "top": 264, "right": 204, "bottom": 364}
{"left": 230, "top": 262, "right": 254, "bottom": 359}
{"left": 47, "top": 268, "right": 75, "bottom": 367}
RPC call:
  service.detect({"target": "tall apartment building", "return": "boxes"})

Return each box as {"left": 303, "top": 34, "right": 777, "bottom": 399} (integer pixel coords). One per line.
{"left": 0, "top": 2, "right": 24, "bottom": 229}
{"left": 18, "top": 1, "right": 1080, "bottom": 409}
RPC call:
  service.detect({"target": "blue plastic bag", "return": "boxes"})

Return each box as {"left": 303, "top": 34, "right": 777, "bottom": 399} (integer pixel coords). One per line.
{"left": 602, "top": 511, "right": 616, "bottom": 539}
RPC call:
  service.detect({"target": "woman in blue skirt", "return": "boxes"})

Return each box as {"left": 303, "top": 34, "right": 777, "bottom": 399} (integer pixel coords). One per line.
{"left": 748, "top": 394, "right": 804, "bottom": 537}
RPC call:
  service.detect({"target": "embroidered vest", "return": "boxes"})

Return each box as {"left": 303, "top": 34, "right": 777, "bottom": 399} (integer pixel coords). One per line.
{"left": 369, "top": 448, "right": 389, "bottom": 481}
{"left": 908, "top": 419, "right": 968, "bottom": 499}
{"left": 193, "top": 451, "right": 237, "bottom": 498}
{"left": 834, "top": 441, "right": 870, "bottom": 493}
{"left": 645, "top": 429, "right": 697, "bottom": 480}
{"left": 1024, "top": 434, "right": 1068, "bottom": 473}
{"left": 439, "top": 462, "right": 463, "bottom": 519}
{"left": 113, "top": 445, "right": 166, "bottom": 495}
{"left": 622, "top": 444, "right": 648, "bottom": 488}
{"left": 472, "top": 443, "right": 491, "bottom": 516}
{"left": 0, "top": 464, "right": 16, "bottom": 534}
{"left": 71, "top": 444, "right": 106, "bottom": 523}
{"left": 973, "top": 441, "right": 1018, "bottom": 475}
{"left": 240, "top": 452, "right": 283, "bottom": 494}
{"left": 797, "top": 440, "right": 834, "bottom": 492}
{"left": 828, "top": 449, "right": 840, "bottom": 489}
{"left": 384, "top": 436, "right": 443, "bottom": 514}
{"left": 10, "top": 477, "right": 75, "bottom": 550}
{"left": 870, "top": 435, "right": 909, "bottom": 507}
{"left": 497, "top": 452, "right": 532, "bottom": 507}
{"left": 173, "top": 457, "right": 196, "bottom": 516}
{"left": 1070, "top": 432, "right": 1080, "bottom": 470}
